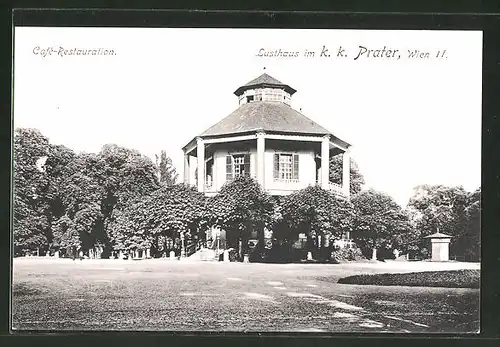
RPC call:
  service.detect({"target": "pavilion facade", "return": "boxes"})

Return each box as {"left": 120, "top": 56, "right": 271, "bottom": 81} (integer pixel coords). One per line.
{"left": 182, "top": 73, "right": 352, "bottom": 199}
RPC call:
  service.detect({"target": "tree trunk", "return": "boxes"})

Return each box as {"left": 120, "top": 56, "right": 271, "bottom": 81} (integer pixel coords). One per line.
{"left": 372, "top": 248, "right": 377, "bottom": 260}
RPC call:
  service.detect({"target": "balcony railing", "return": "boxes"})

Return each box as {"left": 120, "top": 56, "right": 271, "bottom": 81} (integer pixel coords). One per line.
{"left": 273, "top": 178, "right": 300, "bottom": 184}
{"left": 315, "top": 180, "right": 347, "bottom": 196}
{"left": 329, "top": 181, "right": 343, "bottom": 191}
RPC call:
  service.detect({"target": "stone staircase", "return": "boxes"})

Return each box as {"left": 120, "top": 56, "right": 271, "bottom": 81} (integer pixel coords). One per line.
{"left": 188, "top": 247, "right": 217, "bottom": 261}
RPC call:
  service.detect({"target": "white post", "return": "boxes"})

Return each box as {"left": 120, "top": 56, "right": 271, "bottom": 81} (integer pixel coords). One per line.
{"left": 184, "top": 153, "right": 190, "bottom": 184}
{"left": 181, "top": 232, "right": 185, "bottom": 258}
{"left": 321, "top": 136, "right": 330, "bottom": 189}
{"left": 343, "top": 148, "right": 351, "bottom": 197}
{"left": 257, "top": 132, "right": 265, "bottom": 188}
{"left": 197, "top": 137, "right": 205, "bottom": 193}
{"left": 146, "top": 248, "right": 151, "bottom": 259}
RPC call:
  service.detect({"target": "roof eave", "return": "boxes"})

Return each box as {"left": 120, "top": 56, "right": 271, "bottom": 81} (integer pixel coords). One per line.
{"left": 234, "top": 83, "right": 297, "bottom": 96}
{"left": 194, "top": 129, "right": 351, "bottom": 149}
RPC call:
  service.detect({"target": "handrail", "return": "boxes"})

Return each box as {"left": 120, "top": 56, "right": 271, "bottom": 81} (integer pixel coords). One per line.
{"left": 273, "top": 178, "right": 300, "bottom": 183}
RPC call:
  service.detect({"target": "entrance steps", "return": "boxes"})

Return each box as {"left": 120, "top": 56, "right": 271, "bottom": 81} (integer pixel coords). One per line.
{"left": 188, "top": 248, "right": 217, "bottom": 261}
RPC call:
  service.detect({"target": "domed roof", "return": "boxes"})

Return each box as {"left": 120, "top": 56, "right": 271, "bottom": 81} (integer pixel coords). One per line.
{"left": 200, "top": 101, "right": 333, "bottom": 138}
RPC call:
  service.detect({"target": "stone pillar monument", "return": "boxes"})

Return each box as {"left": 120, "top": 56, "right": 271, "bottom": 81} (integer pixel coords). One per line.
{"left": 424, "top": 232, "right": 452, "bottom": 262}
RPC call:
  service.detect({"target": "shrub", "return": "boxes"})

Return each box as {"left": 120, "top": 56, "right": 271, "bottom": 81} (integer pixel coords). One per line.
{"left": 331, "top": 247, "right": 365, "bottom": 263}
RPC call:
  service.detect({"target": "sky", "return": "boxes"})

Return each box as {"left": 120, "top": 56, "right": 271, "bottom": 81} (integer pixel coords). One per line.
{"left": 13, "top": 28, "right": 482, "bottom": 207}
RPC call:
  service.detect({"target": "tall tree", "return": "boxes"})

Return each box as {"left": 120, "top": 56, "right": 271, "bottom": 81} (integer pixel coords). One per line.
{"left": 329, "top": 155, "right": 365, "bottom": 195}
{"left": 155, "top": 150, "right": 179, "bottom": 186}
{"left": 446, "top": 187, "right": 481, "bottom": 261}
{"left": 13, "top": 128, "right": 52, "bottom": 255}
{"left": 13, "top": 129, "right": 162, "bottom": 257}
{"left": 407, "top": 184, "right": 469, "bottom": 258}
{"left": 351, "top": 189, "right": 413, "bottom": 260}
{"left": 280, "top": 185, "right": 355, "bottom": 259}
{"left": 95, "top": 144, "right": 161, "bottom": 256}
{"left": 205, "top": 176, "right": 276, "bottom": 259}
{"left": 109, "top": 184, "right": 206, "bottom": 257}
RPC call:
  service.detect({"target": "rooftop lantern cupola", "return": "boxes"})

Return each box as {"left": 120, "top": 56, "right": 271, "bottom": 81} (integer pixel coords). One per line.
{"left": 233, "top": 73, "right": 297, "bottom": 106}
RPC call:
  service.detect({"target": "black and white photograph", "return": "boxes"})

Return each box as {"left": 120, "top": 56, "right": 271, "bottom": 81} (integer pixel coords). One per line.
{"left": 11, "top": 26, "right": 481, "bottom": 333}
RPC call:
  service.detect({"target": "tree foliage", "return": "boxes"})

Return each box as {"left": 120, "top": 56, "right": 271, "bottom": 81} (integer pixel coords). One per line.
{"left": 205, "top": 176, "right": 276, "bottom": 253}
{"left": 108, "top": 184, "right": 207, "bottom": 254}
{"left": 329, "top": 155, "right": 365, "bottom": 195}
{"left": 13, "top": 128, "right": 165, "bottom": 257}
{"left": 280, "top": 185, "right": 355, "bottom": 244}
{"left": 460, "top": 187, "right": 481, "bottom": 260}
{"left": 351, "top": 189, "right": 413, "bottom": 256}
{"left": 407, "top": 184, "right": 480, "bottom": 260}
{"left": 155, "top": 150, "right": 179, "bottom": 186}
{"left": 13, "top": 128, "right": 52, "bottom": 255}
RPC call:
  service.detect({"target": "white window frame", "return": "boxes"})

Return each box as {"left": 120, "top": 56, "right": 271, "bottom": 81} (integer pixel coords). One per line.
{"left": 232, "top": 154, "right": 246, "bottom": 177}
{"left": 274, "top": 152, "right": 299, "bottom": 182}
{"left": 278, "top": 153, "right": 293, "bottom": 180}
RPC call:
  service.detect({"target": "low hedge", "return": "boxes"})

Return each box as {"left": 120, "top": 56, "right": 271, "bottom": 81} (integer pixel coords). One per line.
{"left": 337, "top": 269, "right": 480, "bottom": 288}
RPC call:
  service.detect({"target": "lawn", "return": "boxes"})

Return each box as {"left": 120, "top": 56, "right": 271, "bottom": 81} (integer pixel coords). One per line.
{"left": 337, "top": 270, "right": 480, "bottom": 288}
{"left": 12, "top": 258, "right": 480, "bottom": 333}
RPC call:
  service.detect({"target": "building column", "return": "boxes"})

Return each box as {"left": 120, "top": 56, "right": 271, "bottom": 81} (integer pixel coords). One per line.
{"left": 183, "top": 153, "right": 190, "bottom": 184}
{"left": 257, "top": 132, "right": 265, "bottom": 188}
{"left": 197, "top": 137, "right": 205, "bottom": 193}
{"left": 342, "top": 148, "right": 351, "bottom": 196}
{"left": 321, "top": 136, "right": 330, "bottom": 189}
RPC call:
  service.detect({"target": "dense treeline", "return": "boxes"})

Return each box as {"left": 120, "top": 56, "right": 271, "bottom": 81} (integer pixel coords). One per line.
{"left": 13, "top": 128, "right": 480, "bottom": 261}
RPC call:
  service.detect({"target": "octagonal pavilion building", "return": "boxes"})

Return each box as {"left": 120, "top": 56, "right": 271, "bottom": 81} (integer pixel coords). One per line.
{"left": 182, "top": 73, "right": 352, "bottom": 199}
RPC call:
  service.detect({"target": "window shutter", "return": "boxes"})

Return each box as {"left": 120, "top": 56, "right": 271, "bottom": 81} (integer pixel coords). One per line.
{"left": 273, "top": 153, "right": 279, "bottom": 180}
{"left": 244, "top": 153, "right": 251, "bottom": 177}
{"left": 293, "top": 154, "right": 299, "bottom": 180}
{"left": 226, "top": 155, "right": 233, "bottom": 181}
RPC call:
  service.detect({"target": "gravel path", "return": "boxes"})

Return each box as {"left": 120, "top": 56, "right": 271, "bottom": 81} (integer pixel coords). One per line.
{"left": 12, "top": 258, "right": 480, "bottom": 333}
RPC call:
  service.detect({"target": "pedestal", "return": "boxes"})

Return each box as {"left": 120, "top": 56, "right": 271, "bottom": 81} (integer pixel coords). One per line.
{"left": 430, "top": 238, "right": 451, "bottom": 261}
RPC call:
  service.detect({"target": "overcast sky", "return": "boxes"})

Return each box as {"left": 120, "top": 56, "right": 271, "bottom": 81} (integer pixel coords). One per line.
{"left": 13, "top": 27, "right": 482, "bottom": 207}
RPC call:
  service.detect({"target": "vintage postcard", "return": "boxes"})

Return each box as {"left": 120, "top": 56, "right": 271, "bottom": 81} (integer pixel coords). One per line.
{"left": 12, "top": 26, "right": 481, "bottom": 333}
